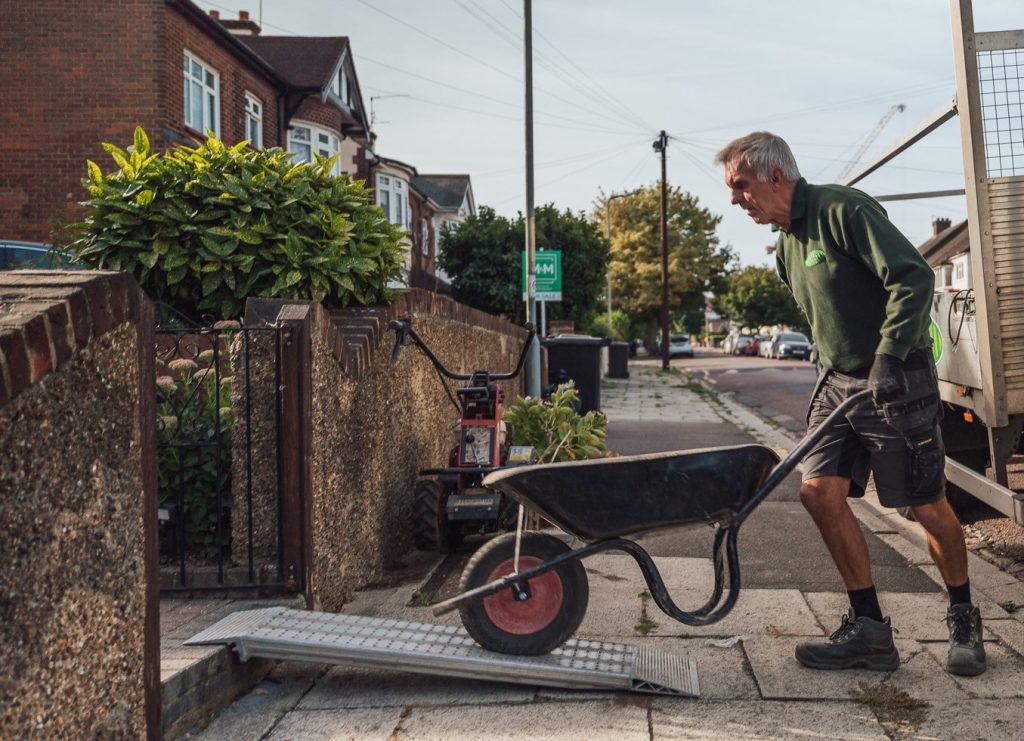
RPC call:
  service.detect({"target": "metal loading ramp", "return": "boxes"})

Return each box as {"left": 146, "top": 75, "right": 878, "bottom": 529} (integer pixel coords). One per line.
{"left": 185, "top": 607, "right": 699, "bottom": 697}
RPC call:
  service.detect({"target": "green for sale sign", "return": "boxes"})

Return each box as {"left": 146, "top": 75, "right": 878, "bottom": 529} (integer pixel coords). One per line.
{"left": 521, "top": 250, "right": 562, "bottom": 301}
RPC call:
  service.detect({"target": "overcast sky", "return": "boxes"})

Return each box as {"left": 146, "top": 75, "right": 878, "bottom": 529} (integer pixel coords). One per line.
{"left": 197, "top": 0, "right": 1021, "bottom": 267}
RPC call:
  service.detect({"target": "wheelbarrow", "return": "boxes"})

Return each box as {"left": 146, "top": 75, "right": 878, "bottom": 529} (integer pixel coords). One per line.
{"left": 431, "top": 389, "right": 873, "bottom": 655}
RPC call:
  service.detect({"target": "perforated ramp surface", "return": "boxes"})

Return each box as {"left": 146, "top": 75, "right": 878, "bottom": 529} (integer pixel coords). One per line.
{"left": 185, "top": 607, "right": 699, "bottom": 697}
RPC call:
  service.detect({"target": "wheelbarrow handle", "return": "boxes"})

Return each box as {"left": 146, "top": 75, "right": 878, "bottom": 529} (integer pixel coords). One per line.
{"left": 734, "top": 387, "right": 874, "bottom": 523}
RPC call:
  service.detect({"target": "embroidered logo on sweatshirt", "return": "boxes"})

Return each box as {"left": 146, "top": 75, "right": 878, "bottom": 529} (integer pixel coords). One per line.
{"left": 804, "top": 249, "right": 826, "bottom": 268}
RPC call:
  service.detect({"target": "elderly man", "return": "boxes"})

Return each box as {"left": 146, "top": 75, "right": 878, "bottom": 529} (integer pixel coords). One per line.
{"left": 715, "top": 131, "right": 985, "bottom": 676}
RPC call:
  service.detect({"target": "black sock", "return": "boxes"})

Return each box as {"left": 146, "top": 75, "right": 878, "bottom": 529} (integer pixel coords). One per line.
{"left": 848, "top": 585, "right": 884, "bottom": 622}
{"left": 947, "top": 580, "right": 971, "bottom": 607}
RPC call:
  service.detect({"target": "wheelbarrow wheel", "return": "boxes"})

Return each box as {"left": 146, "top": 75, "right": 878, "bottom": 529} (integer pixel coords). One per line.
{"left": 458, "top": 531, "right": 588, "bottom": 655}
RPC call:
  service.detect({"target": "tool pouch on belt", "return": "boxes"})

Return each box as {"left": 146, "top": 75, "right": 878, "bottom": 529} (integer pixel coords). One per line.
{"left": 881, "top": 392, "right": 945, "bottom": 497}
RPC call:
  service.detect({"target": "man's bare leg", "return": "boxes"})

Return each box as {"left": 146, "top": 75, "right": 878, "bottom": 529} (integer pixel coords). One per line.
{"left": 910, "top": 497, "right": 985, "bottom": 675}
{"left": 795, "top": 475, "right": 899, "bottom": 670}
{"left": 909, "top": 498, "right": 968, "bottom": 587}
{"left": 800, "top": 476, "right": 873, "bottom": 589}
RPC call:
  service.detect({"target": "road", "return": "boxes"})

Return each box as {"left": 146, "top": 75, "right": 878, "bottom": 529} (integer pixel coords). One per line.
{"left": 673, "top": 349, "right": 817, "bottom": 436}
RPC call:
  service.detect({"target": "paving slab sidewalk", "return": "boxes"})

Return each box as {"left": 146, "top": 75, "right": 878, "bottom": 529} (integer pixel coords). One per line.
{"left": 187, "top": 364, "right": 1024, "bottom": 740}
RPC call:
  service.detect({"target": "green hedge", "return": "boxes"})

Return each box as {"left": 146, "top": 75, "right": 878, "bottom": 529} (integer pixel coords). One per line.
{"left": 71, "top": 128, "right": 405, "bottom": 319}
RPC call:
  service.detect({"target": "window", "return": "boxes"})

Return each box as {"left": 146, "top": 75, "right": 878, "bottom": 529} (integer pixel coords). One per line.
{"left": 376, "top": 174, "right": 409, "bottom": 229}
{"left": 421, "top": 218, "right": 430, "bottom": 255}
{"left": 244, "top": 94, "right": 262, "bottom": 148}
{"left": 955, "top": 261, "right": 965, "bottom": 281}
{"left": 287, "top": 122, "right": 340, "bottom": 175}
{"left": 183, "top": 51, "right": 219, "bottom": 136}
{"left": 336, "top": 68, "right": 350, "bottom": 106}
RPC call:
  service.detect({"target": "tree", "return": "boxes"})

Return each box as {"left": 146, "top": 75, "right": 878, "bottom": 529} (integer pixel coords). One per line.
{"left": 598, "top": 185, "right": 735, "bottom": 347}
{"left": 438, "top": 204, "right": 610, "bottom": 327}
{"left": 716, "top": 265, "right": 807, "bottom": 331}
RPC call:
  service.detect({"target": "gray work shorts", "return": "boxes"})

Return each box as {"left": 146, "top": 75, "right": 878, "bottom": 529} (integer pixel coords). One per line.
{"left": 801, "top": 351, "right": 946, "bottom": 509}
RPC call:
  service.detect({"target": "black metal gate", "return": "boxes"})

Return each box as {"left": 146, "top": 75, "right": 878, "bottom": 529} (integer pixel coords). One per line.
{"left": 155, "top": 307, "right": 293, "bottom": 592}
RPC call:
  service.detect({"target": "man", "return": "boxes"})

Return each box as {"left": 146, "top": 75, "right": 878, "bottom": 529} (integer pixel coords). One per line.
{"left": 715, "top": 131, "right": 985, "bottom": 676}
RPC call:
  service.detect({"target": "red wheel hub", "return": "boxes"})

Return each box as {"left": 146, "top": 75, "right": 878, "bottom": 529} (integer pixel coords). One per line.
{"left": 482, "top": 556, "right": 564, "bottom": 635}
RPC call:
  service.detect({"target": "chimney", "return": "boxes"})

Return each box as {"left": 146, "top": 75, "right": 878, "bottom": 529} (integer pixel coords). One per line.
{"left": 932, "top": 217, "right": 952, "bottom": 236}
{"left": 209, "top": 9, "right": 220, "bottom": 19}
{"left": 218, "top": 10, "right": 262, "bottom": 36}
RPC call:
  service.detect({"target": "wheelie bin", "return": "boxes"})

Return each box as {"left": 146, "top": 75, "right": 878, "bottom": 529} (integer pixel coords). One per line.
{"left": 542, "top": 335, "right": 609, "bottom": 413}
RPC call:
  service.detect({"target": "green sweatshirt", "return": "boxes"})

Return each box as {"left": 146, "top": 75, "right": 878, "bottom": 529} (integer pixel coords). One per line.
{"left": 775, "top": 178, "right": 934, "bottom": 373}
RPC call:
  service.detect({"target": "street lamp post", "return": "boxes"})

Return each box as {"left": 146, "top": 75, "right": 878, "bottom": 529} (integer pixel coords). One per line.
{"left": 603, "top": 189, "right": 641, "bottom": 326}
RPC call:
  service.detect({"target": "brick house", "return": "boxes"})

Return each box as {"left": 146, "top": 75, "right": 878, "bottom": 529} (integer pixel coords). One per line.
{"left": 234, "top": 33, "right": 373, "bottom": 182}
{"left": 375, "top": 156, "right": 431, "bottom": 289}
{"left": 0, "top": 0, "right": 372, "bottom": 243}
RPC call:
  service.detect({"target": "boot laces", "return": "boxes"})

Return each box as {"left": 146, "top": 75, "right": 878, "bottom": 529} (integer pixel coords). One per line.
{"left": 829, "top": 612, "right": 859, "bottom": 642}
{"left": 947, "top": 607, "right": 976, "bottom": 645}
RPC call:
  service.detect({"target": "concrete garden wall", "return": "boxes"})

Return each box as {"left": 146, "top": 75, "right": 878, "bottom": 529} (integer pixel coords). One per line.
{"left": 0, "top": 271, "right": 158, "bottom": 738}
{"left": 239, "top": 290, "right": 528, "bottom": 611}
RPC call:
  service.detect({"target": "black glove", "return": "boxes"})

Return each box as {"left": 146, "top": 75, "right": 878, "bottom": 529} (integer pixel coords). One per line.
{"left": 868, "top": 353, "right": 907, "bottom": 404}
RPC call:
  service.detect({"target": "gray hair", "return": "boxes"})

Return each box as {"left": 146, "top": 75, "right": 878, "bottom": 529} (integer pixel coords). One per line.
{"left": 714, "top": 132, "right": 801, "bottom": 182}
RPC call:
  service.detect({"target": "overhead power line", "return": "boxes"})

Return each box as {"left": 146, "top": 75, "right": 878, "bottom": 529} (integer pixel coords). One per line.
{"left": 358, "top": 0, "right": 646, "bottom": 133}
{"left": 358, "top": 58, "right": 637, "bottom": 135}
{"left": 496, "top": 0, "right": 655, "bottom": 133}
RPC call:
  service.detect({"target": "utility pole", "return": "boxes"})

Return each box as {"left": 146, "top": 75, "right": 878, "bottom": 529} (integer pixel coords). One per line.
{"left": 653, "top": 130, "right": 670, "bottom": 370}
{"left": 523, "top": 0, "right": 540, "bottom": 396}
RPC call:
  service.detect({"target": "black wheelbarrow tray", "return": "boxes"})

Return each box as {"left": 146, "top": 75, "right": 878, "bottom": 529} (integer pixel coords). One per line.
{"left": 432, "top": 389, "right": 873, "bottom": 655}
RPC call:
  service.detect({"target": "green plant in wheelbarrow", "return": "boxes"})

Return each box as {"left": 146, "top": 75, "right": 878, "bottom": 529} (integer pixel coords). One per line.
{"left": 502, "top": 383, "right": 609, "bottom": 463}
{"left": 68, "top": 126, "right": 405, "bottom": 320}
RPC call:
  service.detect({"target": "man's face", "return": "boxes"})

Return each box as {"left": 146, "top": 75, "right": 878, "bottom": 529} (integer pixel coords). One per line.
{"left": 724, "top": 160, "right": 785, "bottom": 226}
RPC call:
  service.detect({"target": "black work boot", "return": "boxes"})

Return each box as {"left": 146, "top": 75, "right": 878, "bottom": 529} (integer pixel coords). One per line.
{"left": 795, "top": 609, "right": 900, "bottom": 671}
{"left": 946, "top": 603, "right": 986, "bottom": 676}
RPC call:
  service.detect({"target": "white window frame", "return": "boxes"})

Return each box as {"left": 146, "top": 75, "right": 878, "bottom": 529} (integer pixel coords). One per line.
{"left": 183, "top": 50, "right": 220, "bottom": 136}
{"left": 420, "top": 218, "right": 430, "bottom": 255}
{"left": 287, "top": 120, "right": 340, "bottom": 175}
{"left": 244, "top": 93, "right": 263, "bottom": 149}
{"left": 376, "top": 174, "right": 410, "bottom": 230}
{"left": 337, "top": 68, "right": 350, "bottom": 106}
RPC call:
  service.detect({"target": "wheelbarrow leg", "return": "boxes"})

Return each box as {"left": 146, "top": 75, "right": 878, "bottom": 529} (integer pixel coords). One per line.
{"left": 613, "top": 525, "right": 743, "bottom": 627}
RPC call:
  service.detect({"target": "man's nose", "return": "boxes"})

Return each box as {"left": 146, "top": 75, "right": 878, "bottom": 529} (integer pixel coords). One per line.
{"left": 729, "top": 191, "right": 742, "bottom": 206}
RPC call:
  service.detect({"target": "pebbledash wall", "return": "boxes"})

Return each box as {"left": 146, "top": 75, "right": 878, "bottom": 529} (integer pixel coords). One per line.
{"left": 241, "top": 289, "right": 529, "bottom": 611}
{"left": 0, "top": 272, "right": 159, "bottom": 738}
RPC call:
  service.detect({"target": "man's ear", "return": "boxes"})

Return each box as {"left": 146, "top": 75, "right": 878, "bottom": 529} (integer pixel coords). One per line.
{"left": 770, "top": 167, "right": 785, "bottom": 185}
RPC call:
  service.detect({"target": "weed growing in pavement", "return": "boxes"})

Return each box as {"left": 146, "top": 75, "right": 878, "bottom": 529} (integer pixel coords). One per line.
{"left": 999, "top": 600, "right": 1019, "bottom": 614}
{"left": 634, "top": 590, "right": 659, "bottom": 636}
{"left": 853, "top": 682, "right": 929, "bottom": 730}
{"left": 409, "top": 589, "right": 432, "bottom": 607}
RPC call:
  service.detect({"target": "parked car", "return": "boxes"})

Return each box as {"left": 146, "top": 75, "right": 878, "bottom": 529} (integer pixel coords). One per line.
{"left": 667, "top": 333, "right": 694, "bottom": 358}
{"left": 0, "top": 240, "right": 77, "bottom": 270}
{"left": 759, "top": 335, "right": 777, "bottom": 358}
{"left": 746, "top": 334, "right": 769, "bottom": 357}
{"left": 731, "top": 335, "right": 754, "bottom": 356}
{"left": 773, "top": 331, "right": 812, "bottom": 360}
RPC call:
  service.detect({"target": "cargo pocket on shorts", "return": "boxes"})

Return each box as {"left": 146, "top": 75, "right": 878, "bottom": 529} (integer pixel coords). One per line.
{"left": 906, "top": 426, "right": 945, "bottom": 497}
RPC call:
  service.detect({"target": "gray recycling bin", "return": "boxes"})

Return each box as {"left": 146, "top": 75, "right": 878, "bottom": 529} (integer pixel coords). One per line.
{"left": 608, "top": 341, "right": 630, "bottom": 379}
{"left": 543, "top": 335, "right": 610, "bottom": 414}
